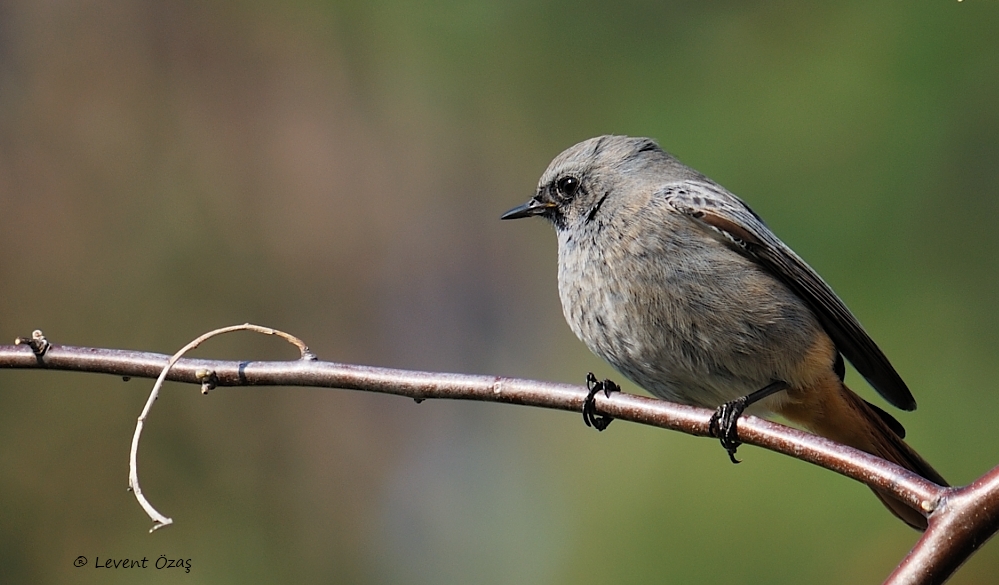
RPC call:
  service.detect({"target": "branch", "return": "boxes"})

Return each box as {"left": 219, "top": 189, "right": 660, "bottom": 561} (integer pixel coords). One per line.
{"left": 124, "top": 324, "right": 316, "bottom": 532}
{"left": 1, "top": 333, "right": 996, "bottom": 584}
{"left": 886, "top": 465, "right": 999, "bottom": 584}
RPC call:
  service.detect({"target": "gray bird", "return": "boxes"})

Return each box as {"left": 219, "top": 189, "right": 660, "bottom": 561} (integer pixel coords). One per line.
{"left": 502, "top": 135, "right": 945, "bottom": 530}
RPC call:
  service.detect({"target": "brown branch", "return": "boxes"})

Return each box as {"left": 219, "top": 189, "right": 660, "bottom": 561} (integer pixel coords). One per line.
{"left": 1, "top": 337, "right": 996, "bottom": 584}
{"left": 885, "top": 465, "right": 999, "bottom": 584}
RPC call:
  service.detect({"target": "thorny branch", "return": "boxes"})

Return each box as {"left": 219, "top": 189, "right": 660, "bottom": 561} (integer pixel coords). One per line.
{"left": 2, "top": 329, "right": 998, "bottom": 584}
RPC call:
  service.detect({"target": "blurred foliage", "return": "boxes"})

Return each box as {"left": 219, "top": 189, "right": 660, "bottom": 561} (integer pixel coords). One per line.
{"left": 1, "top": 0, "right": 998, "bottom": 583}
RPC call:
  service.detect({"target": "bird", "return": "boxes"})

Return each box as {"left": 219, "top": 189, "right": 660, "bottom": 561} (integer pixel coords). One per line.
{"left": 501, "top": 135, "right": 946, "bottom": 530}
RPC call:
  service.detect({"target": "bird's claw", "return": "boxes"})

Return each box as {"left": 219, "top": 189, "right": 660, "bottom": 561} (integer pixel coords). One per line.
{"left": 583, "top": 372, "right": 620, "bottom": 431}
{"left": 709, "top": 397, "right": 749, "bottom": 464}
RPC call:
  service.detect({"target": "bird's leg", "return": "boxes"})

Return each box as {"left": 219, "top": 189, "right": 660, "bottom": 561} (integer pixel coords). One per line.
{"left": 583, "top": 372, "right": 620, "bottom": 431}
{"left": 709, "top": 381, "right": 788, "bottom": 463}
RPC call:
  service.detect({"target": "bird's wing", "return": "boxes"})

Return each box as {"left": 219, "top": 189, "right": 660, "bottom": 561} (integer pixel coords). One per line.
{"left": 661, "top": 180, "right": 915, "bottom": 411}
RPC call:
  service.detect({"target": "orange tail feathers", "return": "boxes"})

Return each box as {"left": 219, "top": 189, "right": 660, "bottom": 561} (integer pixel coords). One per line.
{"left": 777, "top": 379, "right": 946, "bottom": 531}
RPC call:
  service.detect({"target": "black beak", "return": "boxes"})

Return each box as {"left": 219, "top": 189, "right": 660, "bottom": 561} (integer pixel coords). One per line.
{"left": 500, "top": 198, "right": 555, "bottom": 220}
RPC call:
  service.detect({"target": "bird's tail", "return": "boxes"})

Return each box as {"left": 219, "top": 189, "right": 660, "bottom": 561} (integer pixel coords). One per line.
{"left": 778, "top": 380, "right": 946, "bottom": 530}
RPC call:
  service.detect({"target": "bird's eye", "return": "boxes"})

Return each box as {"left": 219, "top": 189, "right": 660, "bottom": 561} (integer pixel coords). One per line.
{"left": 556, "top": 176, "right": 580, "bottom": 199}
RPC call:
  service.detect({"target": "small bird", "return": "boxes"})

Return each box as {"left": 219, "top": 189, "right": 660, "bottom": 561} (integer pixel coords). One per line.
{"left": 502, "top": 135, "right": 945, "bottom": 530}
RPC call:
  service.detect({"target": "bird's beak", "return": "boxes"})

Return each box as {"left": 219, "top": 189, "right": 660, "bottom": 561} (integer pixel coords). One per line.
{"left": 500, "top": 197, "right": 555, "bottom": 220}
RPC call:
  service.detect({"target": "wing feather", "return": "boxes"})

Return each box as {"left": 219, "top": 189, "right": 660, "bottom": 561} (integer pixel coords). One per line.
{"left": 662, "top": 181, "right": 916, "bottom": 411}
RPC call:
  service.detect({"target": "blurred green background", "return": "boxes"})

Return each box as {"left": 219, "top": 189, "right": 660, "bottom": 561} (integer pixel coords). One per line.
{"left": 1, "top": 1, "right": 998, "bottom": 583}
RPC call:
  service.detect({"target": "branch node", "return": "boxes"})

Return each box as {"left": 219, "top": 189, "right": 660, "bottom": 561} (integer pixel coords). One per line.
{"left": 15, "top": 329, "right": 50, "bottom": 358}
{"left": 196, "top": 368, "right": 219, "bottom": 395}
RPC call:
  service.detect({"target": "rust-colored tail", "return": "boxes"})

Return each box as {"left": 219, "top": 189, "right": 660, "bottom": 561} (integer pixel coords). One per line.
{"left": 778, "top": 379, "right": 946, "bottom": 530}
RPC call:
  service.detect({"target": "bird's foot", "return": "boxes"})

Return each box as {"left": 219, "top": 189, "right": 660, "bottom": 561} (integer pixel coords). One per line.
{"left": 583, "top": 373, "right": 620, "bottom": 431}
{"left": 708, "top": 397, "right": 749, "bottom": 464}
